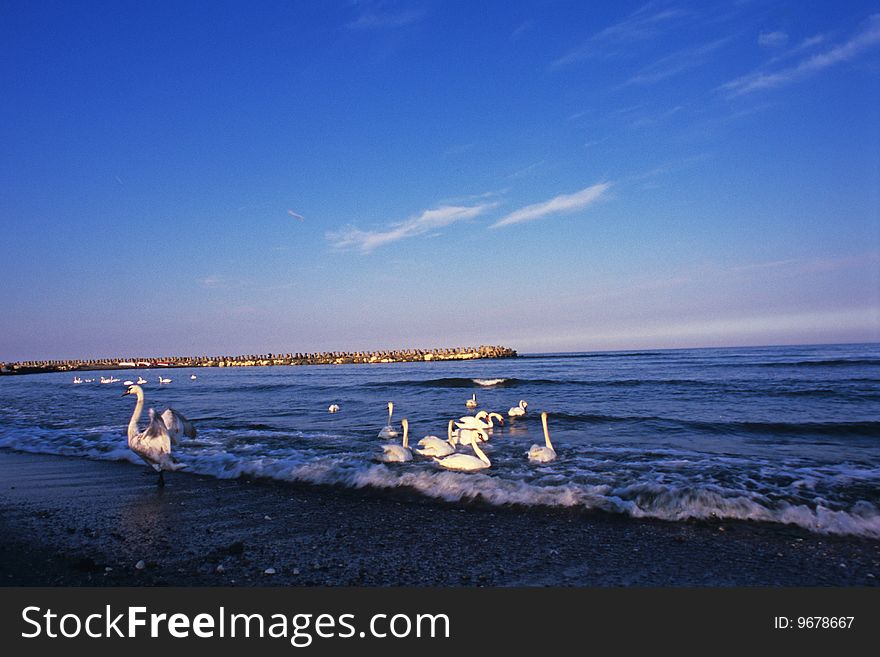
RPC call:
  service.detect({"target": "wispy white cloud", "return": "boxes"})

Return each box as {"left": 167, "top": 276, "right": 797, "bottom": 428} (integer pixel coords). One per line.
{"left": 623, "top": 37, "right": 731, "bottom": 85}
{"left": 721, "top": 14, "right": 880, "bottom": 96}
{"left": 758, "top": 30, "right": 788, "bottom": 48}
{"left": 328, "top": 202, "right": 497, "bottom": 252}
{"left": 511, "top": 20, "right": 533, "bottom": 41}
{"left": 507, "top": 160, "right": 546, "bottom": 179}
{"left": 550, "top": 2, "right": 687, "bottom": 69}
{"left": 490, "top": 182, "right": 610, "bottom": 229}
{"left": 198, "top": 275, "right": 224, "bottom": 288}
{"left": 346, "top": 2, "right": 425, "bottom": 30}
{"left": 629, "top": 104, "right": 684, "bottom": 128}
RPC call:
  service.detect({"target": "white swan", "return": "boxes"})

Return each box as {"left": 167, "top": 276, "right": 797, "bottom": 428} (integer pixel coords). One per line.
{"left": 122, "top": 384, "right": 187, "bottom": 486}
{"left": 434, "top": 434, "right": 491, "bottom": 471}
{"left": 508, "top": 399, "right": 528, "bottom": 418}
{"left": 455, "top": 426, "right": 489, "bottom": 446}
{"left": 158, "top": 376, "right": 171, "bottom": 384}
{"left": 465, "top": 393, "right": 477, "bottom": 408}
{"left": 416, "top": 420, "right": 457, "bottom": 457}
{"left": 328, "top": 404, "right": 340, "bottom": 413}
{"left": 123, "top": 380, "right": 134, "bottom": 386}
{"left": 136, "top": 376, "right": 147, "bottom": 385}
{"left": 528, "top": 411, "right": 557, "bottom": 463}
{"left": 455, "top": 411, "right": 504, "bottom": 434}
{"left": 190, "top": 374, "right": 197, "bottom": 380}
{"left": 73, "top": 377, "right": 82, "bottom": 384}
{"left": 378, "top": 401, "right": 399, "bottom": 439}
{"left": 379, "top": 418, "right": 412, "bottom": 462}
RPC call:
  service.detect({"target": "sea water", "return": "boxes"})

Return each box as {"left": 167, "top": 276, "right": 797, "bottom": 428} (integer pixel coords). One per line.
{"left": 1, "top": 343, "right": 878, "bottom": 537}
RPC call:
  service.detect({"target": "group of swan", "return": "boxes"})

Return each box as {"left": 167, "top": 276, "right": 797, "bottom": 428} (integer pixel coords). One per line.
{"left": 377, "top": 402, "right": 556, "bottom": 470}
{"left": 122, "top": 384, "right": 196, "bottom": 486}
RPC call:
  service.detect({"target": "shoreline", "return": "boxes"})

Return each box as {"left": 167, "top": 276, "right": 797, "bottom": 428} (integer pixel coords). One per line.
{"left": 0, "top": 345, "right": 517, "bottom": 376}
{"left": 1, "top": 450, "right": 877, "bottom": 586}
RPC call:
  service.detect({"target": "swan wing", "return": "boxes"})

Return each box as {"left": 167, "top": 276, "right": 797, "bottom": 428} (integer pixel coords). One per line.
{"left": 164, "top": 407, "right": 197, "bottom": 439}
{"left": 143, "top": 409, "right": 172, "bottom": 455}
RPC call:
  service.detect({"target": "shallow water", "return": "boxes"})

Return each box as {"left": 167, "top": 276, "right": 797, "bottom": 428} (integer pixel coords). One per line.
{"left": 1, "top": 343, "right": 879, "bottom": 537}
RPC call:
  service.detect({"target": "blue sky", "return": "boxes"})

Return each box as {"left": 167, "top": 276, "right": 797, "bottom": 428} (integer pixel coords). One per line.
{"left": 1, "top": 0, "right": 878, "bottom": 359}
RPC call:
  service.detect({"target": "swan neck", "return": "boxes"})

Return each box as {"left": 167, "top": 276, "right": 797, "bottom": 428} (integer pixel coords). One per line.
{"left": 402, "top": 422, "right": 409, "bottom": 449}
{"left": 542, "top": 414, "right": 553, "bottom": 450}
{"left": 447, "top": 420, "right": 455, "bottom": 444}
{"left": 471, "top": 438, "right": 490, "bottom": 466}
{"left": 128, "top": 388, "right": 144, "bottom": 441}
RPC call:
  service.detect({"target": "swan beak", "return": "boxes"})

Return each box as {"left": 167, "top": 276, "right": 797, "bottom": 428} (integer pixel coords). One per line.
{"left": 121, "top": 391, "right": 129, "bottom": 396}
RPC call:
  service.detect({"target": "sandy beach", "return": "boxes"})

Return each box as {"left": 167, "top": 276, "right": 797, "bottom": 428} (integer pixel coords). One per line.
{"left": 0, "top": 450, "right": 877, "bottom": 586}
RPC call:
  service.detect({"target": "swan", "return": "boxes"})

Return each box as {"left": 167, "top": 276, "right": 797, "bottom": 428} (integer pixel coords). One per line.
{"left": 160, "top": 408, "right": 197, "bottom": 444}
{"left": 123, "top": 380, "right": 134, "bottom": 386}
{"left": 122, "top": 384, "right": 187, "bottom": 486}
{"left": 508, "top": 399, "right": 528, "bottom": 418}
{"left": 328, "top": 404, "right": 340, "bottom": 413}
{"left": 455, "top": 426, "right": 489, "bottom": 446}
{"left": 190, "top": 374, "right": 197, "bottom": 380}
{"left": 158, "top": 376, "right": 171, "bottom": 384}
{"left": 465, "top": 393, "right": 477, "bottom": 408}
{"left": 378, "top": 401, "right": 399, "bottom": 439}
{"left": 379, "top": 418, "right": 412, "bottom": 462}
{"left": 527, "top": 411, "right": 557, "bottom": 463}
{"left": 434, "top": 434, "right": 491, "bottom": 471}
{"left": 136, "top": 376, "right": 147, "bottom": 385}
{"left": 416, "top": 420, "right": 457, "bottom": 457}
{"left": 73, "top": 377, "right": 82, "bottom": 384}
{"left": 455, "top": 411, "right": 504, "bottom": 433}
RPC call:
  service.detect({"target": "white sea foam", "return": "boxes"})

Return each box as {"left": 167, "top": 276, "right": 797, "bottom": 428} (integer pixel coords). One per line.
{"left": 1, "top": 425, "right": 878, "bottom": 539}
{"left": 472, "top": 378, "right": 507, "bottom": 386}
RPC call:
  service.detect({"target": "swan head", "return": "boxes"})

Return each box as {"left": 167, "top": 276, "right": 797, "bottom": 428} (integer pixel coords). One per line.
{"left": 488, "top": 412, "right": 505, "bottom": 425}
{"left": 122, "top": 384, "right": 142, "bottom": 397}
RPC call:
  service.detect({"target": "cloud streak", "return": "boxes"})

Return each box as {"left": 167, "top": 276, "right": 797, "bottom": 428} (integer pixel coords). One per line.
{"left": 346, "top": 6, "right": 425, "bottom": 30}
{"left": 623, "top": 37, "right": 731, "bottom": 86}
{"left": 550, "top": 2, "right": 686, "bottom": 69}
{"left": 490, "top": 182, "right": 610, "bottom": 229}
{"left": 721, "top": 14, "right": 880, "bottom": 96}
{"left": 328, "top": 202, "right": 497, "bottom": 252}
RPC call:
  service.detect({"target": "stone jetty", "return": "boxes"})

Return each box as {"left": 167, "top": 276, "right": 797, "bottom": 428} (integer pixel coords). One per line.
{"left": 0, "top": 345, "right": 517, "bottom": 375}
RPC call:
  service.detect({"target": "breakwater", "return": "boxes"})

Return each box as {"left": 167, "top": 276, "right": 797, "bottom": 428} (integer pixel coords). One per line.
{"left": 0, "top": 345, "right": 517, "bottom": 375}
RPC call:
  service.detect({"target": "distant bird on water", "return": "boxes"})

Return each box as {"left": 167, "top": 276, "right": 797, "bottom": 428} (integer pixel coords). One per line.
{"left": 378, "top": 401, "right": 399, "bottom": 439}
{"left": 527, "top": 411, "right": 557, "bottom": 463}
{"left": 508, "top": 399, "right": 528, "bottom": 418}
{"left": 466, "top": 393, "right": 477, "bottom": 408}
{"left": 328, "top": 404, "right": 340, "bottom": 413}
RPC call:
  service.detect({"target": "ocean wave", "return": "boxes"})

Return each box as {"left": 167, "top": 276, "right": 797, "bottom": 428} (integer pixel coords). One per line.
{"left": 757, "top": 359, "right": 880, "bottom": 368}
{"left": 548, "top": 411, "right": 880, "bottom": 437}
{"left": 365, "top": 377, "right": 527, "bottom": 389}
{"left": 2, "top": 427, "right": 879, "bottom": 538}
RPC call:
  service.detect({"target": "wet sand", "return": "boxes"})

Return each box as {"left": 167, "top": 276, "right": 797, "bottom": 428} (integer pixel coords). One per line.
{"left": 0, "top": 450, "right": 877, "bottom": 586}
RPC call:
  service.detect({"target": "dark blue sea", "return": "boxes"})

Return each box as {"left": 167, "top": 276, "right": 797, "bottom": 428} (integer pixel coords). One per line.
{"left": 1, "top": 343, "right": 878, "bottom": 537}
